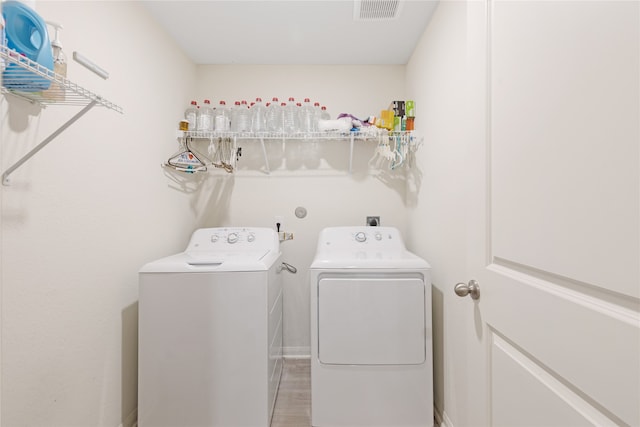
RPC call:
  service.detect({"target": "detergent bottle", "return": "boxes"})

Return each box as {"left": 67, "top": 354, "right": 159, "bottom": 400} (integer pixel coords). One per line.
{"left": 43, "top": 21, "right": 67, "bottom": 100}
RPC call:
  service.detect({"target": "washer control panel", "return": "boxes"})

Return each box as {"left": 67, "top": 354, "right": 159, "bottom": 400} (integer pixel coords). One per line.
{"left": 186, "top": 227, "right": 278, "bottom": 253}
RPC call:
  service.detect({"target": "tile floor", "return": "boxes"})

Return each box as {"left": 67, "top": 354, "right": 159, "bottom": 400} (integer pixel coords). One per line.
{"left": 271, "top": 358, "right": 312, "bottom": 427}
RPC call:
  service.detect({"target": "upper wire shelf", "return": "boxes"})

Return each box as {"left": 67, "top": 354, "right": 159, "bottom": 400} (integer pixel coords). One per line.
{"left": 0, "top": 45, "right": 122, "bottom": 113}
{"left": 172, "top": 129, "right": 422, "bottom": 175}
{"left": 178, "top": 129, "right": 416, "bottom": 141}
{"left": 1, "top": 45, "right": 123, "bottom": 185}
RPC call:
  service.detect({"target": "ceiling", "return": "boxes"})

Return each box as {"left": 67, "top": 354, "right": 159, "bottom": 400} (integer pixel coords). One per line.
{"left": 142, "top": 0, "right": 439, "bottom": 65}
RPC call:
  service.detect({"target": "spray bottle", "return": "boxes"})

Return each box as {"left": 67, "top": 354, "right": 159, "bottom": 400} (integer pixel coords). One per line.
{"left": 43, "top": 21, "right": 67, "bottom": 101}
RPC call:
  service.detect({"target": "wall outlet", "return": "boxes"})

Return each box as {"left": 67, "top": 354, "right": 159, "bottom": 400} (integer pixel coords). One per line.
{"left": 278, "top": 231, "right": 294, "bottom": 242}
{"left": 366, "top": 216, "right": 380, "bottom": 226}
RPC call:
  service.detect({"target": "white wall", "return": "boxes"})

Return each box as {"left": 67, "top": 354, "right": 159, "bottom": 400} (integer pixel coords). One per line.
{"left": 1, "top": 2, "right": 198, "bottom": 426}
{"left": 196, "top": 64, "right": 409, "bottom": 355}
{"left": 405, "top": 1, "right": 471, "bottom": 426}
{"left": 1, "top": 4, "right": 414, "bottom": 425}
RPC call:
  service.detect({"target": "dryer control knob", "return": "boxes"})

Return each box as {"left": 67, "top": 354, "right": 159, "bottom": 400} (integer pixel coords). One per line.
{"left": 247, "top": 233, "right": 255, "bottom": 242}
{"left": 355, "top": 232, "right": 367, "bottom": 242}
{"left": 227, "top": 232, "right": 239, "bottom": 244}
{"left": 211, "top": 234, "right": 219, "bottom": 243}
{"left": 375, "top": 232, "right": 382, "bottom": 241}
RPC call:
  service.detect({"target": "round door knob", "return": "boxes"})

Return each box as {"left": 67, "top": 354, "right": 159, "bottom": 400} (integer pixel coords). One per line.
{"left": 455, "top": 280, "right": 480, "bottom": 300}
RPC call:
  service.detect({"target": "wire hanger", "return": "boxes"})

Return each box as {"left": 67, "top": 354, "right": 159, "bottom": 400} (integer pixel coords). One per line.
{"left": 163, "top": 137, "right": 208, "bottom": 173}
{"left": 208, "top": 137, "right": 238, "bottom": 173}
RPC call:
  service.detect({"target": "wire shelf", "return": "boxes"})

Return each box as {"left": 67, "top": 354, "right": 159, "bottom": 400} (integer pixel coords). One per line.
{"left": 179, "top": 129, "right": 415, "bottom": 142}
{"left": 0, "top": 45, "right": 122, "bottom": 113}
{"left": 1, "top": 45, "right": 123, "bottom": 184}
{"left": 174, "top": 129, "right": 422, "bottom": 174}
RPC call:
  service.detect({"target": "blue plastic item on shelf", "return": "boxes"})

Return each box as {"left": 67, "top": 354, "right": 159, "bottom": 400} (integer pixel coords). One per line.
{"left": 1, "top": 15, "right": 6, "bottom": 71}
{"left": 2, "top": 0, "right": 53, "bottom": 91}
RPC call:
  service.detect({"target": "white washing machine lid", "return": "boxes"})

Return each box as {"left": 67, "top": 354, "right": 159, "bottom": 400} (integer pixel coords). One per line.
{"left": 139, "top": 227, "right": 281, "bottom": 273}
{"left": 310, "top": 226, "right": 431, "bottom": 270}
{"left": 139, "top": 250, "right": 280, "bottom": 273}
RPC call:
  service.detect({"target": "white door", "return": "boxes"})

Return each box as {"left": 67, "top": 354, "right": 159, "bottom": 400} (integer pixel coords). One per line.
{"left": 463, "top": 1, "right": 640, "bottom": 426}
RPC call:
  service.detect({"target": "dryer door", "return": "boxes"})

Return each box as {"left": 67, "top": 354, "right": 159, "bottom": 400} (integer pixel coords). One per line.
{"left": 318, "top": 276, "right": 426, "bottom": 365}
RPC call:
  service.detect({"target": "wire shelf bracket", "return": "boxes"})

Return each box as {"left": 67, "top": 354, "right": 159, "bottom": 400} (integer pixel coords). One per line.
{"left": 1, "top": 45, "right": 123, "bottom": 185}
{"left": 2, "top": 100, "right": 97, "bottom": 185}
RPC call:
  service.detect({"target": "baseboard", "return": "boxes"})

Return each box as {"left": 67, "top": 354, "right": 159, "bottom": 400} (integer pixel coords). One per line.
{"left": 119, "top": 408, "right": 137, "bottom": 427}
{"left": 434, "top": 405, "right": 443, "bottom": 427}
{"left": 283, "top": 346, "right": 310, "bottom": 358}
{"left": 442, "top": 411, "right": 454, "bottom": 427}
{"left": 434, "top": 406, "right": 453, "bottom": 427}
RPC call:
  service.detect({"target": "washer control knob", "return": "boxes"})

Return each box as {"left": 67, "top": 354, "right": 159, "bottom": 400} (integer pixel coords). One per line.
{"left": 227, "top": 232, "right": 239, "bottom": 244}
{"left": 247, "top": 233, "right": 256, "bottom": 242}
{"left": 375, "top": 232, "right": 382, "bottom": 241}
{"left": 355, "top": 232, "right": 367, "bottom": 243}
{"left": 211, "top": 234, "right": 219, "bottom": 243}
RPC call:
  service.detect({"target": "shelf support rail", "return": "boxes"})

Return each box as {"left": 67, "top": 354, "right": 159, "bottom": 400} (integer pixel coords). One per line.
{"left": 349, "top": 133, "right": 355, "bottom": 174}
{"left": 2, "top": 100, "right": 98, "bottom": 185}
{"left": 259, "top": 137, "right": 270, "bottom": 175}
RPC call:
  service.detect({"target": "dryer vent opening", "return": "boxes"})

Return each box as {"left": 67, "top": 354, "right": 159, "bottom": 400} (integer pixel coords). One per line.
{"left": 354, "top": 0, "right": 404, "bottom": 21}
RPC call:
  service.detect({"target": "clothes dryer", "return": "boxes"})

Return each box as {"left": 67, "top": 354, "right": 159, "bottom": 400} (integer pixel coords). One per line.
{"left": 310, "top": 226, "right": 433, "bottom": 427}
{"left": 138, "top": 227, "right": 283, "bottom": 427}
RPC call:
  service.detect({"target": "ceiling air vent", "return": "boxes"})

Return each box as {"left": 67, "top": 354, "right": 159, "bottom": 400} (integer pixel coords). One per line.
{"left": 354, "top": 0, "right": 404, "bottom": 21}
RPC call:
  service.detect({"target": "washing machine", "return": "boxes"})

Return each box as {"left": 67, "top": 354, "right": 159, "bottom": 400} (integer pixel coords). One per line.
{"left": 310, "top": 226, "right": 433, "bottom": 427}
{"left": 138, "top": 227, "right": 283, "bottom": 427}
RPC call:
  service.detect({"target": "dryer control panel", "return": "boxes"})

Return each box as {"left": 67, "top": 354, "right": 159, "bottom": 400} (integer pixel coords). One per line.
{"left": 186, "top": 227, "right": 279, "bottom": 253}
{"left": 317, "top": 226, "right": 405, "bottom": 252}
{"left": 310, "top": 226, "right": 430, "bottom": 270}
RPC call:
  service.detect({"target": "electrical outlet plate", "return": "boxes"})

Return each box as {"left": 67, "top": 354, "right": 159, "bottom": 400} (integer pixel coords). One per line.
{"left": 367, "top": 216, "right": 380, "bottom": 226}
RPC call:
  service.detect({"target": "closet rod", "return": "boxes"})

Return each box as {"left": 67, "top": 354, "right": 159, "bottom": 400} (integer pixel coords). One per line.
{"left": 2, "top": 100, "right": 98, "bottom": 185}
